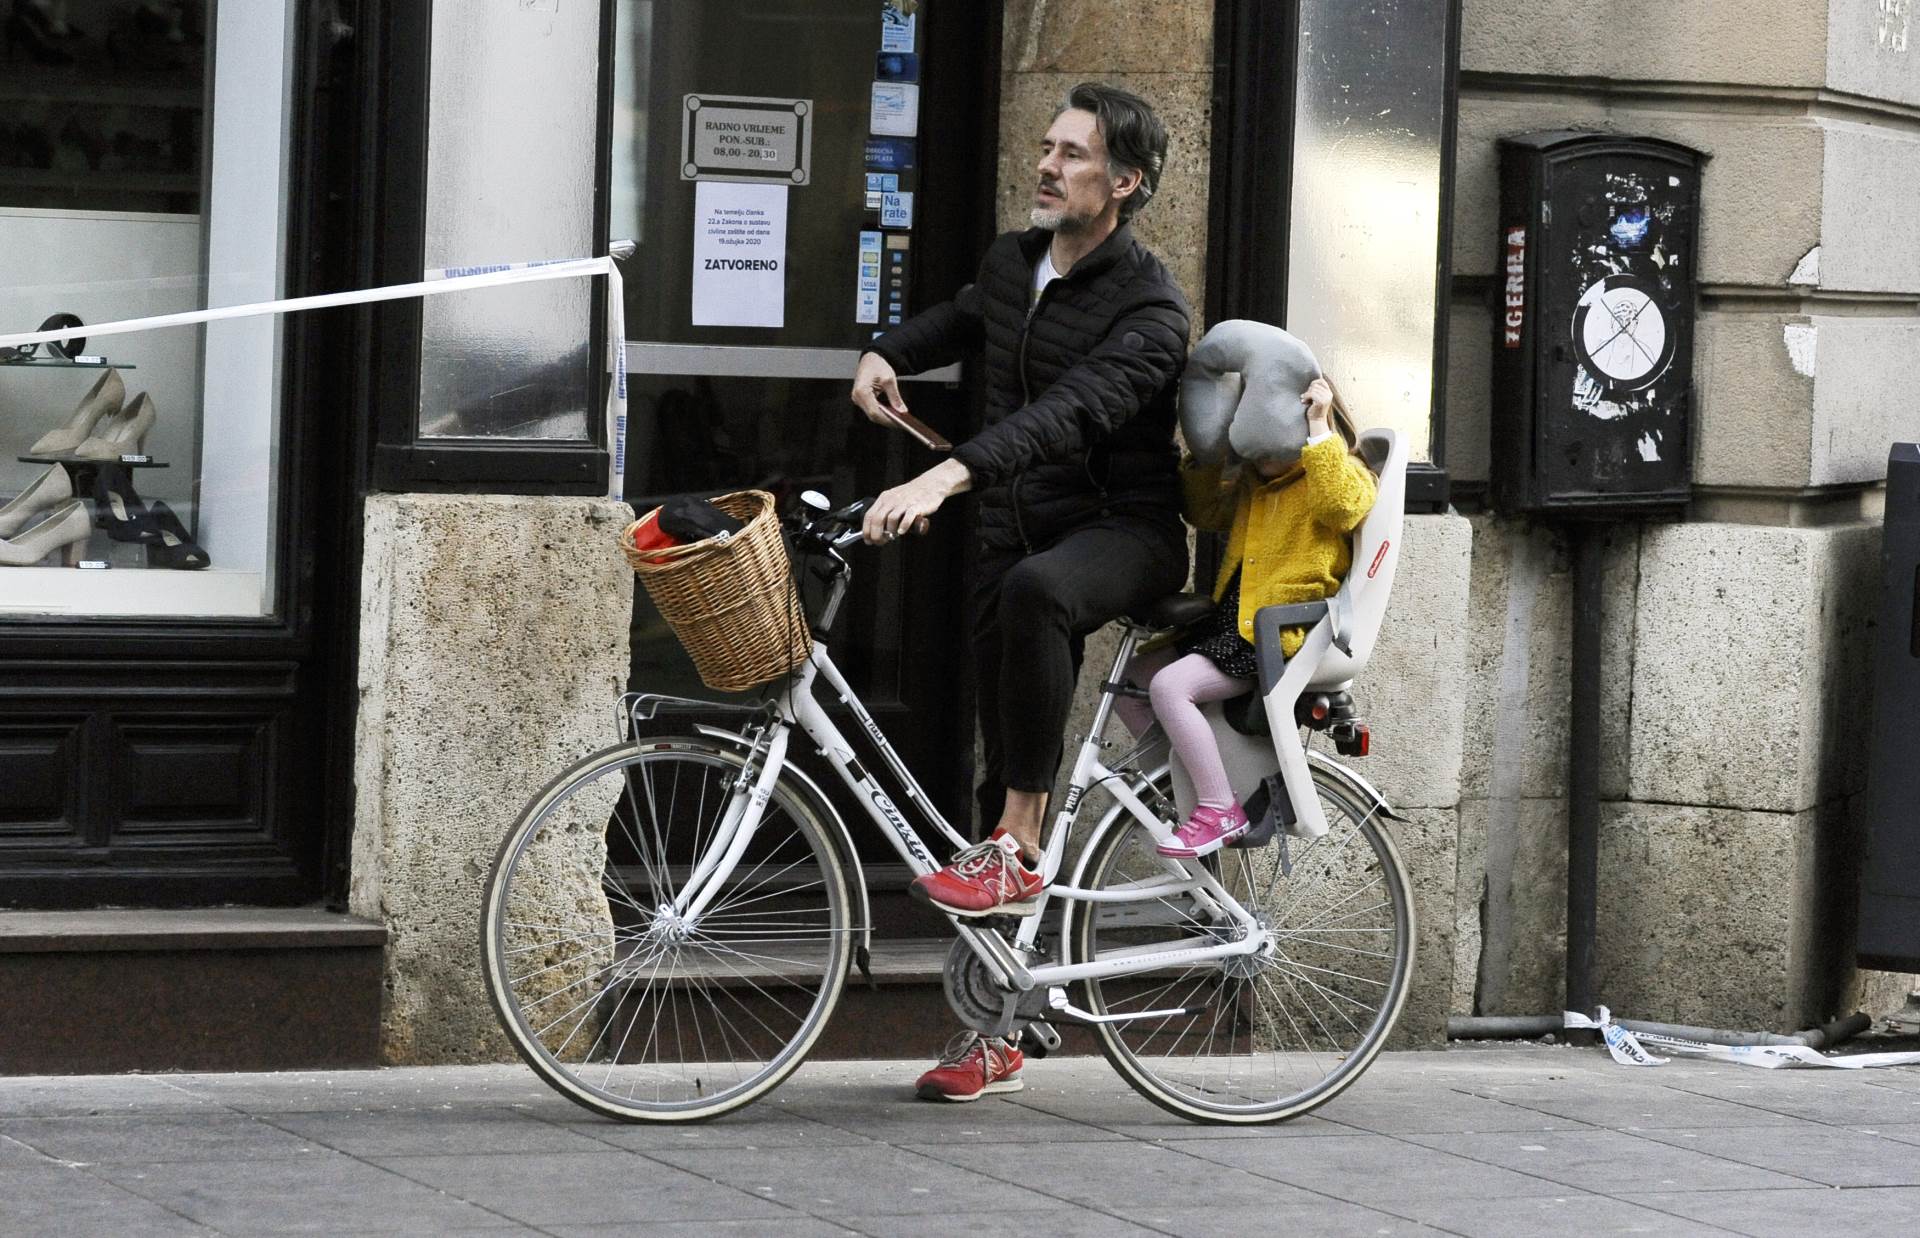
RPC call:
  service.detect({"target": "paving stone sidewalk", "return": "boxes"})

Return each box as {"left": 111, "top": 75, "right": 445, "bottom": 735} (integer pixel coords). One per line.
{"left": 3, "top": 1046, "right": 1920, "bottom": 1236}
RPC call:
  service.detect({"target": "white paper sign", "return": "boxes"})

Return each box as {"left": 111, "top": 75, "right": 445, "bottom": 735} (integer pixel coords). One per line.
{"left": 880, "top": 191, "right": 914, "bottom": 229}
{"left": 692, "top": 182, "right": 788, "bottom": 328}
{"left": 870, "top": 82, "right": 920, "bottom": 137}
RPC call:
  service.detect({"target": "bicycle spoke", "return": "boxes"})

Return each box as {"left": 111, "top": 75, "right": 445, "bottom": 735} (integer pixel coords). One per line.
{"left": 485, "top": 742, "right": 848, "bottom": 1121}
{"left": 1075, "top": 764, "right": 1412, "bottom": 1122}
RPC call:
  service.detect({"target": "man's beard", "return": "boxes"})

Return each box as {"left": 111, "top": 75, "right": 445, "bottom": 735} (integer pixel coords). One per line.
{"left": 1029, "top": 183, "right": 1089, "bottom": 233}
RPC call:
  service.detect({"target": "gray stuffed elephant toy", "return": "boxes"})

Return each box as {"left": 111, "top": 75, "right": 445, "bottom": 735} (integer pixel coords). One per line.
{"left": 1179, "top": 320, "right": 1324, "bottom": 469}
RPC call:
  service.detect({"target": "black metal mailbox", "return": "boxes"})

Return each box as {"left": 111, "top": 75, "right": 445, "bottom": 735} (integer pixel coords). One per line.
{"left": 1858, "top": 442, "right": 1920, "bottom": 973}
{"left": 1491, "top": 132, "right": 1706, "bottom": 517}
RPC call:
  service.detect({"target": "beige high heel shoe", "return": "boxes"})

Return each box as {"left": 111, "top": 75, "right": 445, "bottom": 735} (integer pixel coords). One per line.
{"left": 28, "top": 369, "right": 125, "bottom": 456}
{"left": 0, "top": 499, "right": 91, "bottom": 566}
{"left": 0, "top": 464, "right": 74, "bottom": 537}
{"left": 73, "top": 391, "right": 157, "bottom": 461}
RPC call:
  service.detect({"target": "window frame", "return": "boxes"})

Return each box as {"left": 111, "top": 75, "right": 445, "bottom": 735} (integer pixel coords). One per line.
{"left": 366, "top": 0, "right": 618, "bottom": 497}
{"left": 1206, "top": 0, "right": 1463, "bottom": 514}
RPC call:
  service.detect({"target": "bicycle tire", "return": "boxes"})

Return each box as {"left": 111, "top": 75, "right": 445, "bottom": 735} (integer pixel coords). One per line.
{"left": 481, "top": 737, "right": 852, "bottom": 1123}
{"left": 1071, "top": 761, "right": 1415, "bottom": 1124}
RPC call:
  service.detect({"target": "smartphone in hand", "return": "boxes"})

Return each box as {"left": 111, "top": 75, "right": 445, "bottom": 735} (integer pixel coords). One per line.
{"left": 879, "top": 404, "right": 953, "bottom": 452}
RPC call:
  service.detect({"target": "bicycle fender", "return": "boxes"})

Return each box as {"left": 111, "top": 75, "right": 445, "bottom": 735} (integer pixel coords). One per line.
{"left": 691, "top": 724, "right": 875, "bottom": 976}
{"left": 1303, "top": 749, "right": 1405, "bottom": 822}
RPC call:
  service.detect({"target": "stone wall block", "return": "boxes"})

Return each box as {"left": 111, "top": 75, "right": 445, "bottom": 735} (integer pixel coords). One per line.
{"left": 1445, "top": 299, "right": 1494, "bottom": 485}
{"left": 351, "top": 495, "right": 633, "bottom": 1064}
{"left": 1598, "top": 525, "right": 1642, "bottom": 799}
{"left": 994, "top": 70, "right": 1213, "bottom": 314}
{"left": 1810, "top": 318, "right": 1920, "bottom": 486}
{"left": 1630, "top": 522, "right": 1879, "bottom": 813}
{"left": 1462, "top": 0, "right": 1828, "bottom": 86}
{"left": 1387, "top": 807, "right": 1459, "bottom": 1047}
{"left": 1353, "top": 513, "right": 1474, "bottom": 810}
{"left": 1826, "top": 0, "right": 1920, "bottom": 110}
{"left": 1452, "top": 96, "right": 1826, "bottom": 288}
{"left": 1819, "top": 127, "right": 1920, "bottom": 293}
{"left": 1594, "top": 801, "right": 1825, "bottom": 1030}
{"left": 1459, "top": 517, "right": 1570, "bottom": 802}
{"left": 1695, "top": 311, "right": 1818, "bottom": 490}
{"left": 1003, "top": 0, "right": 1212, "bottom": 74}
{"left": 1456, "top": 518, "right": 1638, "bottom": 803}
{"left": 1629, "top": 523, "right": 1818, "bottom": 812}
{"left": 1807, "top": 523, "right": 1880, "bottom": 807}
{"left": 1452, "top": 797, "right": 1570, "bottom": 1019}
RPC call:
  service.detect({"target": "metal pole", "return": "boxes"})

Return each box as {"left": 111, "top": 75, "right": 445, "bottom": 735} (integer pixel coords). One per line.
{"left": 1566, "top": 523, "right": 1604, "bottom": 1040}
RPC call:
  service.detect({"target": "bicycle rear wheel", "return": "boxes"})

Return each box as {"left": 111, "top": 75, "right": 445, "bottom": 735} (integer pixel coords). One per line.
{"left": 482, "top": 737, "right": 851, "bottom": 1122}
{"left": 1073, "top": 762, "right": 1414, "bottom": 1123}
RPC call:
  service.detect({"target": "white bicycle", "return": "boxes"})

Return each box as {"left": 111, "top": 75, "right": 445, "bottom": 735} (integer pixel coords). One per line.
{"left": 481, "top": 430, "right": 1415, "bottom": 1125}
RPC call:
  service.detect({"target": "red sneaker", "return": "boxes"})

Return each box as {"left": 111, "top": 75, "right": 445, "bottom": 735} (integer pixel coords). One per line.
{"left": 915, "top": 1031, "right": 1025, "bottom": 1102}
{"left": 910, "top": 831, "right": 1044, "bottom": 917}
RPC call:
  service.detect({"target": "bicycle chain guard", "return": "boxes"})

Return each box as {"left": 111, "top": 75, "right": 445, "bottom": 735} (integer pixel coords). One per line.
{"left": 942, "top": 935, "right": 1050, "bottom": 1037}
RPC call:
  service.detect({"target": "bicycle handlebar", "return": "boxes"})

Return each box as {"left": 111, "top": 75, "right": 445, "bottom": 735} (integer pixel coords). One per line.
{"left": 788, "top": 495, "right": 875, "bottom": 553}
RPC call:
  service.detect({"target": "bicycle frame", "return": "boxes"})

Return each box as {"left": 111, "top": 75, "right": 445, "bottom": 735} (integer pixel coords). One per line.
{"left": 668, "top": 622, "right": 1266, "bottom": 1001}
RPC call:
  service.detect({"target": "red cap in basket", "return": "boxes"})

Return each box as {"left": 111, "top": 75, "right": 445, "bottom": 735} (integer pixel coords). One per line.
{"left": 626, "top": 507, "right": 682, "bottom": 561}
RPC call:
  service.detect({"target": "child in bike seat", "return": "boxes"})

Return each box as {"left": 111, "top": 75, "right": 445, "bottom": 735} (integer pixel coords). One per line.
{"left": 1118, "top": 321, "right": 1376, "bottom": 858}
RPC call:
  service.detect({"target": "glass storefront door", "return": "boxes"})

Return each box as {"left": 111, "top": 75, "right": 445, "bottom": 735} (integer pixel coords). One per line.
{"left": 612, "top": 1, "right": 994, "bottom": 824}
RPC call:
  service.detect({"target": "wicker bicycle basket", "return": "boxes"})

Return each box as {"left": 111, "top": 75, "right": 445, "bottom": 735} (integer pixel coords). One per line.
{"left": 619, "top": 490, "right": 810, "bottom": 692}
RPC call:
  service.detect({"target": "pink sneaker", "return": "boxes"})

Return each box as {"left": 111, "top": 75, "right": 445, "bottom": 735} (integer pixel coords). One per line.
{"left": 1157, "top": 802, "right": 1250, "bottom": 858}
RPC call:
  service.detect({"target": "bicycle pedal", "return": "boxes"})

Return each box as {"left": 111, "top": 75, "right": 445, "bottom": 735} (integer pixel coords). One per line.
{"left": 1021, "top": 1020, "right": 1062, "bottom": 1058}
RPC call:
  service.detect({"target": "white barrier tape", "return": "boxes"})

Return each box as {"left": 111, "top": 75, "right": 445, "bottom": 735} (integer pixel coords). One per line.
{"left": 0, "top": 256, "right": 629, "bottom": 501}
{"left": 1566, "top": 1007, "right": 1920, "bottom": 1070}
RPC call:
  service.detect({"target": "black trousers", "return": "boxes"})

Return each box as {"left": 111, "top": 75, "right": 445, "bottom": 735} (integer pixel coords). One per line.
{"left": 971, "top": 514, "right": 1190, "bottom": 829}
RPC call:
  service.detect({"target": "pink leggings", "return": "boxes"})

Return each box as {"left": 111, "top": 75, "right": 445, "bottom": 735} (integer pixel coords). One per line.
{"left": 1113, "top": 647, "right": 1251, "bottom": 810}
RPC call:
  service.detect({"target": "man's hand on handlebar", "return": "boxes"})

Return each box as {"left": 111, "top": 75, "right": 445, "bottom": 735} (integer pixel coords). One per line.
{"left": 851, "top": 351, "right": 910, "bottom": 429}
{"left": 861, "top": 458, "right": 973, "bottom": 546}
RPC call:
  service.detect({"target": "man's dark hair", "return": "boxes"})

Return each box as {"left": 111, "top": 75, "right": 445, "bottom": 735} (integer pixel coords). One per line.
{"left": 1062, "top": 81, "right": 1166, "bottom": 222}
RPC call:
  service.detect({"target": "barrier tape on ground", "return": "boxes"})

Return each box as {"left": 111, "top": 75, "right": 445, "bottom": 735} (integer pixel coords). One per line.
{"left": 1565, "top": 1007, "right": 1920, "bottom": 1070}
{"left": 0, "top": 256, "right": 630, "bottom": 500}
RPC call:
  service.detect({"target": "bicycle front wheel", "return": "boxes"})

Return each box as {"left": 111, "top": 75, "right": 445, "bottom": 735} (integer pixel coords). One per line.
{"left": 482, "top": 737, "right": 852, "bottom": 1122}
{"left": 1073, "top": 762, "right": 1414, "bottom": 1123}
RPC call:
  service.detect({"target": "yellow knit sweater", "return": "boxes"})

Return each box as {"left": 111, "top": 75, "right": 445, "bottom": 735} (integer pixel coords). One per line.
{"left": 1181, "top": 435, "right": 1378, "bottom": 657}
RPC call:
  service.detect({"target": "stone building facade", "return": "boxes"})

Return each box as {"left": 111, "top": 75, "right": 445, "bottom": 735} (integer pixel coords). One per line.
{"left": 1018, "top": 0, "right": 1920, "bottom": 1041}
{"left": 345, "top": 0, "right": 1920, "bottom": 1060}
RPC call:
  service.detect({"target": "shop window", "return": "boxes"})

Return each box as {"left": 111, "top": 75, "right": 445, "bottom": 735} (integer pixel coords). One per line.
{"left": 1208, "top": 0, "right": 1460, "bottom": 509}
{"left": 1282, "top": 0, "right": 1456, "bottom": 469}
{"left": 0, "top": 0, "right": 293, "bottom": 619}
{"left": 371, "top": 0, "right": 612, "bottom": 493}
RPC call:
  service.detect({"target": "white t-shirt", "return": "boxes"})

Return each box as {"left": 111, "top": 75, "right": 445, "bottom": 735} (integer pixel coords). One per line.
{"left": 1032, "top": 249, "right": 1061, "bottom": 308}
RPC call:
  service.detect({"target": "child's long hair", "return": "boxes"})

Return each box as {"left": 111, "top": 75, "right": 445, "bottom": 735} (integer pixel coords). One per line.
{"left": 1324, "top": 377, "right": 1364, "bottom": 456}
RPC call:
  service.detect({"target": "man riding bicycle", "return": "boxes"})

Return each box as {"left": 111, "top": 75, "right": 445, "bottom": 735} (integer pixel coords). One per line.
{"left": 850, "top": 81, "right": 1192, "bottom": 1100}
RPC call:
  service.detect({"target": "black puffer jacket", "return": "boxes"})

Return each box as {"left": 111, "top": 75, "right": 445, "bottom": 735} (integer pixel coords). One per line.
{"left": 866, "top": 224, "right": 1190, "bottom": 551}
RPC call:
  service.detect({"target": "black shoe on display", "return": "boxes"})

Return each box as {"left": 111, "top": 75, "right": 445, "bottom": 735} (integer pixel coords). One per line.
{"left": 92, "top": 463, "right": 162, "bottom": 543}
{"left": 144, "top": 500, "right": 209, "bottom": 570}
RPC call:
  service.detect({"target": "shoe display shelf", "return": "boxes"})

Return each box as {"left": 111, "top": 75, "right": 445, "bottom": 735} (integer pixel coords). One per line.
{"left": 0, "top": 354, "right": 134, "bottom": 369}
{"left": 4, "top": 357, "right": 255, "bottom": 614}
{"left": 1, "top": 2, "right": 206, "bottom": 214}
